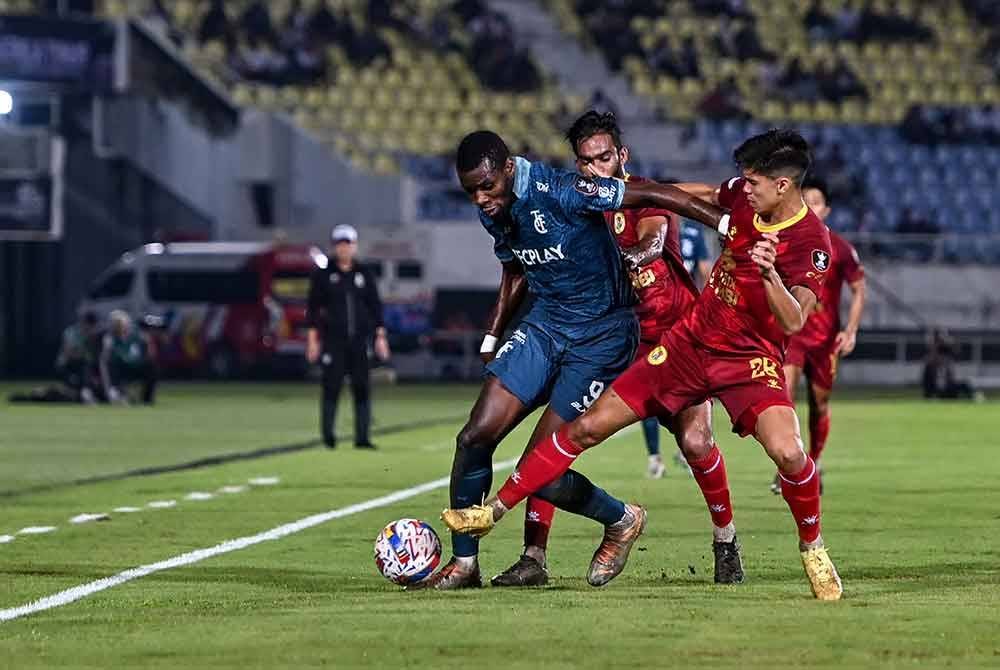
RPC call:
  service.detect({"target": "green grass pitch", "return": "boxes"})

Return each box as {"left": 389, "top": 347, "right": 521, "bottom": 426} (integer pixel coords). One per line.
{"left": 0, "top": 382, "right": 997, "bottom": 668}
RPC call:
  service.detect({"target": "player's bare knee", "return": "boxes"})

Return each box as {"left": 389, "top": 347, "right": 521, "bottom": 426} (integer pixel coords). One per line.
{"left": 767, "top": 438, "right": 806, "bottom": 473}
{"left": 456, "top": 421, "right": 494, "bottom": 453}
{"left": 678, "top": 425, "right": 713, "bottom": 460}
{"left": 569, "top": 414, "right": 603, "bottom": 449}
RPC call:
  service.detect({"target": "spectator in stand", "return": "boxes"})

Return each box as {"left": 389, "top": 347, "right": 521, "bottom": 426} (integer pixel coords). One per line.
{"left": 198, "top": 0, "right": 230, "bottom": 45}
{"left": 280, "top": 0, "right": 310, "bottom": 50}
{"left": 308, "top": 0, "right": 347, "bottom": 44}
{"left": 241, "top": 0, "right": 275, "bottom": 43}
{"left": 697, "top": 75, "right": 750, "bottom": 120}
{"left": 805, "top": 0, "right": 836, "bottom": 40}
{"left": 288, "top": 36, "right": 327, "bottom": 84}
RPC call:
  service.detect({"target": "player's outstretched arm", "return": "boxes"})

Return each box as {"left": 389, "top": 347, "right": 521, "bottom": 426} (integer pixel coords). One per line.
{"left": 671, "top": 183, "right": 721, "bottom": 206}
{"left": 750, "top": 233, "right": 816, "bottom": 335}
{"left": 621, "top": 181, "right": 728, "bottom": 233}
{"left": 480, "top": 260, "right": 527, "bottom": 364}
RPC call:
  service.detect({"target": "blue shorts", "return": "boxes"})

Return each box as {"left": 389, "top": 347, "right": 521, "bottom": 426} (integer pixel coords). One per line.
{"left": 486, "top": 311, "right": 638, "bottom": 422}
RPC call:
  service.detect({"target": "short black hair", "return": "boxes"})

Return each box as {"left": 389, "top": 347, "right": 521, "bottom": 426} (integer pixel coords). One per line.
{"left": 565, "top": 110, "right": 623, "bottom": 154}
{"left": 733, "top": 129, "right": 811, "bottom": 185}
{"left": 801, "top": 176, "right": 831, "bottom": 205}
{"left": 81, "top": 311, "right": 97, "bottom": 325}
{"left": 456, "top": 130, "right": 510, "bottom": 173}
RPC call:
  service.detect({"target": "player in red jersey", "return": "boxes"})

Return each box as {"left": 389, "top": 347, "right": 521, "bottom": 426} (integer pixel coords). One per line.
{"left": 443, "top": 130, "right": 843, "bottom": 600}
{"left": 770, "top": 178, "right": 866, "bottom": 495}
{"left": 489, "top": 111, "right": 744, "bottom": 588}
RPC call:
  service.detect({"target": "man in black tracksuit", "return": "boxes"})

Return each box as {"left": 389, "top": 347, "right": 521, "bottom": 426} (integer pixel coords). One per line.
{"left": 307, "top": 224, "right": 390, "bottom": 448}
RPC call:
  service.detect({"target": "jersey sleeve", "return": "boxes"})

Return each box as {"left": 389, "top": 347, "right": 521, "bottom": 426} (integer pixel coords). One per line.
{"left": 479, "top": 216, "right": 515, "bottom": 263}
{"left": 835, "top": 233, "right": 865, "bottom": 282}
{"left": 777, "top": 222, "right": 832, "bottom": 299}
{"left": 555, "top": 172, "right": 625, "bottom": 217}
{"left": 717, "top": 177, "right": 744, "bottom": 209}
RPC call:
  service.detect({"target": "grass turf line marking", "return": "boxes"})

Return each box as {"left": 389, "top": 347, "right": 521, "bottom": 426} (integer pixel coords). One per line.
{"left": 17, "top": 526, "right": 56, "bottom": 535}
{"left": 146, "top": 500, "right": 176, "bottom": 509}
{"left": 113, "top": 507, "right": 142, "bottom": 513}
{"left": 0, "top": 457, "right": 518, "bottom": 624}
{"left": 0, "top": 414, "right": 468, "bottom": 499}
{"left": 248, "top": 477, "right": 280, "bottom": 486}
{"left": 184, "top": 492, "right": 215, "bottom": 501}
{"left": 70, "top": 514, "right": 109, "bottom": 524}
{"left": 0, "top": 535, "right": 13, "bottom": 544}
{"left": 218, "top": 485, "right": 247, "bottom": 494}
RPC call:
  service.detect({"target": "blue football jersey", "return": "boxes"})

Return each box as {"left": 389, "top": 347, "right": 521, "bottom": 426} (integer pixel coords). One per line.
{"left": 479, "top": 157, "right": 634, "bottom": 324}
{"left": 680, "top": 220, "right": 710, "bottom": 275}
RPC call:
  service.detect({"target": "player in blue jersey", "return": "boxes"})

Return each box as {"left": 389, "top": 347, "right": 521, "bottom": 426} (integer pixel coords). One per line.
{"left": 680, "top": 220, "right": 713, "bottom": 288}
{"left": 414, "top": 131, "right": 729, "bottom": 590}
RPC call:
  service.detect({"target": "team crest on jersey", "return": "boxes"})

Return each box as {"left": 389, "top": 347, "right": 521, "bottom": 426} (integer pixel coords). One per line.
{"left": 574, "top": 177, "right": 598, "bottom": 196}
{"left": 355, "top": 273, "right": 366, "bottom": 288}
{"left": 613, "top": 212, "right": 626, "bottom": 235}
{"left": 647, "top": 345, "right": 668, "bottom": 366}
{"left": 812, "top": 249, "right": 830, "bottom": 272}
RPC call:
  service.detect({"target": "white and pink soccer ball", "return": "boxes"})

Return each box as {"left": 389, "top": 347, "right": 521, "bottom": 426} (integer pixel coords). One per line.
{"left": 373, "top": 518, "right": 442, "bottom": 586}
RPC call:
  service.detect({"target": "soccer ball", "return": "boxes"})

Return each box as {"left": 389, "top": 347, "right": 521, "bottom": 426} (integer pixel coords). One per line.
{"left": 373, "top": 518, "right": 442, "bottom": 586}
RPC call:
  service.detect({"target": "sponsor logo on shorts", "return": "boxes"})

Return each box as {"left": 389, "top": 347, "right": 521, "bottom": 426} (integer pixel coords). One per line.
{"left": 495, "top": 329, "right": 526, "bottom": 360}
{"left": 647, "top": 345, "right": 668, "bottom": 365}
{"left": 812, "top": 249, "right": 830, "bottom": 272}
{"left": 570, "top": 380, "right": 606, "bottom": 414}
{"left": 535, "top": 181, "right": 549, "bottom": 193}
{"left": 574, "top": 177, "right": 598, "bottom": 196}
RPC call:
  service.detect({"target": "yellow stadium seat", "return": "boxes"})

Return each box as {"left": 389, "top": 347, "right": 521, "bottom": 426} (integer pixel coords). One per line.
{"left": 232, "top": 84, "right": 254, "bottom": 107}
{"left": 304, "top": 88, "right": 326, "bottom": 108}
{"left": 814, "top": 101, "right": 836, "bottom": 123}
{"left": 256, "top": 87, "right": 278, "bottom": 109}
{"left": 278, "top": 87, "right": 303, "bottom": 109}
{"left": 633, "top": 75, "right": 655, "bottom": 98}
{"left": 759, "top": 100, "right": 787, "bottom": 122}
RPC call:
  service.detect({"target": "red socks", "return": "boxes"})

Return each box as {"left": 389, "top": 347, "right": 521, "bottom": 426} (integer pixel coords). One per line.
{"left": 779, "top": 456, "right": 822, "bottom": 544}
{"left": 497, "top": 425, "right": 584, "bottom": 509}
{"left": 524, "top": 497, "right": 555, "bottom": 549}
{"left": 686, "top": 445, "right": 734, "bottom": 528}
{"left": 809, "top": 412, "right": 830, "bottom": 462}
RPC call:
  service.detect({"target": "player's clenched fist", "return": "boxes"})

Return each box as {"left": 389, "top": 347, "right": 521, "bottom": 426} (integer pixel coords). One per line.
{"left": 750, "top": 233, "right": 779, "bottom": 278}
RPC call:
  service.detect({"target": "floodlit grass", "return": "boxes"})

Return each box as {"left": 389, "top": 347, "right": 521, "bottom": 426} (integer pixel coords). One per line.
{"left": 1, "top": 383, "right": 997, "bottom": 668}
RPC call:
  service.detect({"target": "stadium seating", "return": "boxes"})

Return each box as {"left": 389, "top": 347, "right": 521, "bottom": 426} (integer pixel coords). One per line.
{"left": 67, "top": 0, "right": 997, "bottom": 256}
{"left": 567, "top": 0, "right": 1000, "bottom": 125}
{"left": 96, "top": 0, "right": 586, "bottom": 175}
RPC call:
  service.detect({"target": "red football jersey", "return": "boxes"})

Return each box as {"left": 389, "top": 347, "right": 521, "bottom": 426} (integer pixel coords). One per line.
{"left": 793, "top": 229, "right": 864, "bottom": 348}
{"left": 684, "top": 177, "right": 832, "bottom": 360}
{"left": 604, "top": 175, "right": 698, "bottom": 341}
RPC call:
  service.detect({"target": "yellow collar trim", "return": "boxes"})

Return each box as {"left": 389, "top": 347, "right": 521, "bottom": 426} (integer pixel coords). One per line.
{"left": 753, "top": 203, "right": 808, "bottom": 233}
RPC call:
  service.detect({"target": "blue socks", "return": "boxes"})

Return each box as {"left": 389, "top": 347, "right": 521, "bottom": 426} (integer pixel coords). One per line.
{"left": 536, "top": 469, "right": 626, "bottom": 526}
{"left": 641, "top": 417, "right": 660, "bottom": 456}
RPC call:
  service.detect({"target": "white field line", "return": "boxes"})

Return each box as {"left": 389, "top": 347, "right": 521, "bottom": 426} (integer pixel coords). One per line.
{"left": 0, "top": 458, "right": 518, "bottom": 624}
{"left": 5, "top": 479, "right": 278, "bottom": 546}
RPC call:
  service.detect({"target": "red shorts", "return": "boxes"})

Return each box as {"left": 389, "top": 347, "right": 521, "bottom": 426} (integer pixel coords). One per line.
{"left": 785, "top": 337, "right": 838, "bottom": 392}
{"left": 613, "top": 322, "right": 793, "bottom": 437}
